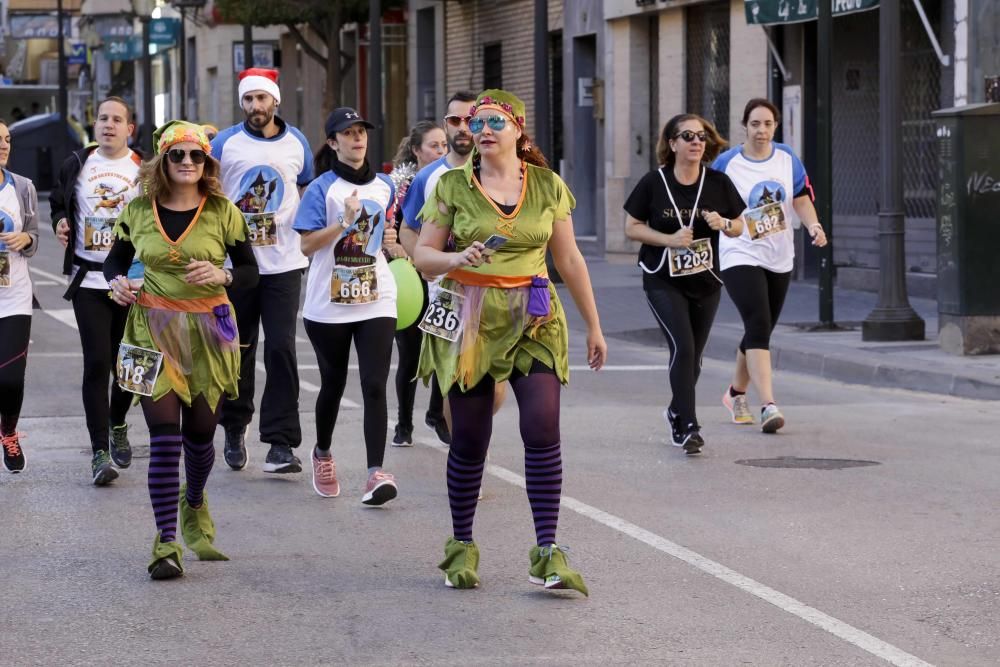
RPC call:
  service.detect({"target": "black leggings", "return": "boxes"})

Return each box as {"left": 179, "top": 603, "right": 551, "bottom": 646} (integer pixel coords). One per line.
{"left": 72, "top": 287, "right": 133, "bottom": 451}
{"left": 304, "top": 317, "right": 395, "bottom": 468}
{"left": 645, "top": 285, "right": 721, "bottom": 428}
{"left": 0, "top": 315, "right": 31, "bottom": 434}
{"left": 722, "top": 265, "right": 791, "bottom": 352}
{"left": 394, "top": 323, "right": 444, "bottom": 427}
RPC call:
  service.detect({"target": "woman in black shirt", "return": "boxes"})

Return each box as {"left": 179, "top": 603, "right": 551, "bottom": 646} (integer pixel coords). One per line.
{"left": 624, "top": 114, "right": 746, "bottom": 454}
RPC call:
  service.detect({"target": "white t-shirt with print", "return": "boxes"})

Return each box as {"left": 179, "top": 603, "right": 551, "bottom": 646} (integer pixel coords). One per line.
{"left": 72, "top": 150, "right": 142, "bottom": 290}
{"left": 293, "top": 172, "right": 397, "bottom": 324}
{"left": 712, "top": 142, "right": 811, "bottom": 273}
{"left": 0, "top": 172, "right": 32, "bottom": 316}
{"left": 212, "top": 123, "right": 313, "bottom": 275}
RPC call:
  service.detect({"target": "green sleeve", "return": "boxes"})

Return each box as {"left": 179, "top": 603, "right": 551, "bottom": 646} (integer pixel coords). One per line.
{"left": 417, "top": 174, "right": 455, "bottom": 230}
{"left": 114, "top": 199, "right": 140, "bottom": 242}
{"left": 222, "top": 199, "right": 248, "bottom": 245}
{"left": 552, "top": 173, "right": 576, "bottom": 222}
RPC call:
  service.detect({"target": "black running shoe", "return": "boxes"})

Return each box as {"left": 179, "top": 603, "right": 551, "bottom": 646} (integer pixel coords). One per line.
{"left": 92, "top": 450, "right": 119, "bottom": 486}
{"left": 224, "top": 426, "right": 248, "bottom": 471}
{"left": 2, "top": 432, "right": 26, "bottom": 473}
{"left": 263, "top": 444, "right": 302, "bottom": 474}
{"left": 392, "top": 423, "right": 413, "bottom": 447}
{"left": 677, "top": 423, "right": 705, "bottom": 455}
{"left": 425, "top": 414, "right": 452, "bottom": 446}
{"left": 109, "top": 423, "right": 132, "bottom": 468}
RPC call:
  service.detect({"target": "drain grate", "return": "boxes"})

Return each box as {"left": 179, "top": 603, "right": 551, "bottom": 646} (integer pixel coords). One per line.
{"left": 735, "top": 457, "right": 880, "bottom": 470}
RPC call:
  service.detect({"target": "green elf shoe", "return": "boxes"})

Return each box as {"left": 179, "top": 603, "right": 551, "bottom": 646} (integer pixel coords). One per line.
{"left": 438, "top": 537, "right": 480, "bottom": 589}
{"left": 148, "top": 534, "right": 184, "bottom": 580}
{"left": 179, "top": 485, "right": 230, "bottom": 561}
{"left": 529, "top": 544, "right": 589, "bottom": 597}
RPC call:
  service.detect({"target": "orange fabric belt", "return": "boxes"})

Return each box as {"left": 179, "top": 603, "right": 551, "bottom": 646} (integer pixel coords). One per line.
{"left": 138, "top": 291, "right": 229, "bottom": 313}
{"left": 446, "top": 268, "right": 547, "bottom": 289}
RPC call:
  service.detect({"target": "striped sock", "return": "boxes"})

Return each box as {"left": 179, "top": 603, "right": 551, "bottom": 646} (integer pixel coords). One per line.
{"left": 525, "top": 442, "right": 562, "bottom": 547}
{"left": 183, "top": 438, "right": 216, "bottom": 508}
{"left": 447, "top": 449, "right": 486, "bottom": 543}
{"left": 148, "top": 432, "right": 183, "bottom": 542}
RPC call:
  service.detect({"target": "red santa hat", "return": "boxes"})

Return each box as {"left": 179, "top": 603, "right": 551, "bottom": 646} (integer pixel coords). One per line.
{"left": 238, "top": 68, "right": 281, "bottom": 104}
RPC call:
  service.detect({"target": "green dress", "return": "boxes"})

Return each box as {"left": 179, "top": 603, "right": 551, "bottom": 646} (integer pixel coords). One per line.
{"left": 115, "top": 195, "right": 248, "bottom": 407}
{"left": 416, "top": 160, "right": 576, "bottom": 393}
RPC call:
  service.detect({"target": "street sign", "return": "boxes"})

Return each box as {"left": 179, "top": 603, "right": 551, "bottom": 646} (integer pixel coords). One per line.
{"left": 744, "top": 0, "right": 879, "bottom": 25}
{"left": 105, "top": 38, "right": 143, "bottom": 63}
{"left": 93, "top": 16, "right": 134, "bottom": 39}
{"left": 232, "top": 43, "right": 276, "bottom": 72}
{"left": 9, "top": 14, "right": 73, "bottom": 39}
{"left": 149, "top": 18, "right": 180, "bottom": 45}
{"left": 67, "top": 43, "right": 88, "bottom": 66}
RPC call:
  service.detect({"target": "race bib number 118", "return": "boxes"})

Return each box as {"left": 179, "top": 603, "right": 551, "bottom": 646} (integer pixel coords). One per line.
{"left": 116, "top": 344, "right": 163, "bottom": 396}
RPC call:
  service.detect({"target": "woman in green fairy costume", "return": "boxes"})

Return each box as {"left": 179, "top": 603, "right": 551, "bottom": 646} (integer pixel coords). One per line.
{"left": 413, "top": 89, "right": 607, "bottom": 595}
{"left": 105, "top": 121, "right": 258, "bottom": 579}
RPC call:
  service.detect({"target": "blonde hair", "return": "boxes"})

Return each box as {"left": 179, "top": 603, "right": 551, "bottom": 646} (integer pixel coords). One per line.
{"left": 139, "top": 151, "right": 225, "bottom": 202}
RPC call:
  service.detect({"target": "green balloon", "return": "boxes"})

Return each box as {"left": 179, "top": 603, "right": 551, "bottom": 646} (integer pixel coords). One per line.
{"left": 389, "top": 258, "right": 424, "bottom": 330}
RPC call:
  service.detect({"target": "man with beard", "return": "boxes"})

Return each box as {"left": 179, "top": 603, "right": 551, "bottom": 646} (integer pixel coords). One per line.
{"left": 211, "top": 68, "right": 313, "bottom": 474}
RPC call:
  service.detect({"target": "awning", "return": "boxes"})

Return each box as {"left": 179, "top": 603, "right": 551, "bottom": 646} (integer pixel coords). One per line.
{"left": 745, "top": 0, "right": 879, "bottom": 25}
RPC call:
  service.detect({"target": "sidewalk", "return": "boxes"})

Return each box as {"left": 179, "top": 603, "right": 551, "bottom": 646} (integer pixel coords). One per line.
{"left": 558, "top": 254, "right": 1000, "bottom": 401}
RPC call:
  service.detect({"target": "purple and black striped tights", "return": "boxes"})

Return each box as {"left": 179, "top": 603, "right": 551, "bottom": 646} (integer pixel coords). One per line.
{"left": 447, "top": 364, "right": 562, "bottom": 547}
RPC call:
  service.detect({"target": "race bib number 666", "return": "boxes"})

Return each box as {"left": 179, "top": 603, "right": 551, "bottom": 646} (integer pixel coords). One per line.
{"left": 330, "top": 265, "right": 379, "bottom": 305}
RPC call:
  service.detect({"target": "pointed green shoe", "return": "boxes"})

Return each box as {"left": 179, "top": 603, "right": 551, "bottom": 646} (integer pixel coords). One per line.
{"left": 438, "top": 537, "right": 480, "bottom": 589}
{"left": 148, "top": 534, "right": 184, "bottom": 580}
{"left": 179, "top": 486, "right": 230, "bottom": 561}
{"left": 529, "top": 544, "right": 589, "bottom": 597}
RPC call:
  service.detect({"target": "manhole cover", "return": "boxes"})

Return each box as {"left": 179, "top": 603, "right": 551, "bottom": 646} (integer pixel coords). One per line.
{"left": 735, "top": 457, "right": 880, "bottom": 470}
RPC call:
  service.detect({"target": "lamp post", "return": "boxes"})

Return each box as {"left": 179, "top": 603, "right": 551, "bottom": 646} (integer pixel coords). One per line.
{"left": 133, "top": 0, "right": 155, "bottom": 155}
{"left": 367, "top": 0, "right": 382, "bottom": 167}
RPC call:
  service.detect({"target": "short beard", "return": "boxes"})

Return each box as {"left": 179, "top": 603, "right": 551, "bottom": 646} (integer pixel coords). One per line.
{"left": 246, "top": 109, "right": 274, "bottom": 130}
{"left": 449, "top": 135, "right": 473, "bottom": 156}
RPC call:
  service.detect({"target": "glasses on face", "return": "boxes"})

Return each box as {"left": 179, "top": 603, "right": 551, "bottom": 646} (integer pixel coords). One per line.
{"left": 444, "top": 115, "right": 469, "bottom": 128}
{"left": 167, "top": 148, "right": 207, "bottom": 165}
{"left": 468, "top": 115, "right": 507, "bottom": 134}
{"left": 674, "top": 130, "right": 707, "bottom": 143}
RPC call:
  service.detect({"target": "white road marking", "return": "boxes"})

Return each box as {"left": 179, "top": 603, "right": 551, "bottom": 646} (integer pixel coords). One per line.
{"left": 44, "top": 308, "right": 78, "bottom": 330}
{"left": 254, "top": 361, "right": 359, "bottom": 408}
{"left": 29, "top": 266, "right": 69, "bottom": 284}
{"left": 33, "top": 280, "right": 58, "bottom": 286}
{"left": 30, "top": 352, "right": 82, "bottom": 358}
{"left": 414, "top": 435, "right": 934, "bottom": 667}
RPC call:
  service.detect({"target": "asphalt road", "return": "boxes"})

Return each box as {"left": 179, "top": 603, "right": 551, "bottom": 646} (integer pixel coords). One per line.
{"left": 2, "top": 212, "right": 998, "bottom": 666}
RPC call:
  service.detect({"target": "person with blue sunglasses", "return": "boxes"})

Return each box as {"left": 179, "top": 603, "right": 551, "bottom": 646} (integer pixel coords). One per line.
{"left": 413, "top": 89, "right": 607, "bottom": 595}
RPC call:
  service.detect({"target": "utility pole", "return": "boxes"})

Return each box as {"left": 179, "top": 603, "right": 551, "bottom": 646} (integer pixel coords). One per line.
{"left": 367, "top": 0, "right": 383, "bottom": 168}
{"left": 816, "top": 0, "right": 834, "bottom": 326}
{"left": 57, "top": 0, "right": 69, "bottom": 126}
{"left": 179, "top": 8, "right": 187, "bottom": 119}
{"left": 243, "top": 23, "right": 253, "bottom": 70}
{"left": 861, "top": 0, "right": 925, "bottom": 341}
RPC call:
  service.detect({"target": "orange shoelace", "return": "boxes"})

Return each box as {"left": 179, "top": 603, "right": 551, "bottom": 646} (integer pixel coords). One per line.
{"left": 1, "top": 432, "right": 24, "bottom": 456}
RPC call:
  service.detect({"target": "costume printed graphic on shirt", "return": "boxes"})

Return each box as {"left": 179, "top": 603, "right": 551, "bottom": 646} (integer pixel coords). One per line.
{"left": 0, "top": 175, "right": 32, "bottom": 315}
{"left": 212, "top": 121, "right": 313, "bottom": 275}
{"left": 293, "top": 171, "right": 397, "bottom": 324}
{"left": 713, "top": 142, "right": 810, "bottom": 273}
{"left": 73, "top": 150, "right": 142, "bottom": 290}
{"left": 235, "top": 167, "right": 283, "bottom": 247}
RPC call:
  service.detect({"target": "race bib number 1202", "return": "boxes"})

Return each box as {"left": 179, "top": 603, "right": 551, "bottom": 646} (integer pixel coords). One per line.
{"left": 330, "top": 265, "right": 379, "bottom": 305}
{"left": 419, "top": 288, "right": 464, "bottom": 342}
{"left": 745, "top": 202, "right": 787, "bottom": 241}
{"left": 668, "top": 237, "right": 713, "bottom": 277}
{"left": 116, "top": 344, "right": 163, "bottom": 396}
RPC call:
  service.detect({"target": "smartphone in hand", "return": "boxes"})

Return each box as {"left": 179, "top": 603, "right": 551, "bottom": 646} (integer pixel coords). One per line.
{"left": 481, "top": 234, "right": 509, "bottom": 256}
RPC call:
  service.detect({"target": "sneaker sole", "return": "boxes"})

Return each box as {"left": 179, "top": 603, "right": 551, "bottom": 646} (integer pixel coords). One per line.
{"left": 312, "top": 481, "right": 341, "bottom": 498}
{"left": 528, "top": 575, "right": 568, "bottom": 590}
{"left": 93, "top": 466, "right": 119, "bottom": 486}
{"left": 149, "top": 558, "right": 183, "bottom": 580}
{"left": 722, "top": 392, "right": 754, "bottom": 425}
{"left": 263, "top": 462, "right": 302, "bottom": 474}
{"left": 390, "top": 440, "right": 414, "bottom": 447}
{"left": 225, "top": 456, "right": 248, "bottom": 471}
{"left": 761, "top": 415, "right": 785, "bottom": 434}
{"left": 444, "top": 574, "right": 478, "bottom": 589}
{"left": 3, "top": 460, "right": 26, "bottom": 473}
{"left": 425, "top": 422, "right": 450, "bottom": 445}
{"left": 109, "top": 453, "right": 132, "bottom": 468}
{"left": 362, "top": 482, "right": 398, "bottom": 506}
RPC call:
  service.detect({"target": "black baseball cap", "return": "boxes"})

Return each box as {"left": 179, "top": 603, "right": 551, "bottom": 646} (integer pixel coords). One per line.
{"left": 325, "top": 107, "right": 375, "bottom": 137}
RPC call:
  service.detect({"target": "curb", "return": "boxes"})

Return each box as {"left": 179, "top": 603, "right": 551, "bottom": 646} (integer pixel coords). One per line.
{"left": 609, "top": 327, "right": 1000, "bottom": 401}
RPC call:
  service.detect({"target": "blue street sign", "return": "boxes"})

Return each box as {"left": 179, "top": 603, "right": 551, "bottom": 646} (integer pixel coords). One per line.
{"left": 149, "top": 18, "right": 180, "bottom": 46}
{"left": 68, "top": 43, "right": 88, "bottom": 66}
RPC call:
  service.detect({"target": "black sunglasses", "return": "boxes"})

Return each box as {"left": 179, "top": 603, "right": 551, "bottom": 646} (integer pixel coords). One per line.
{"left": 167, "top": 148, "right": 208, "bottom": 164}
{"left": 674, "top": 130, "right": 708, "bottom": 143}
{"left": 444, "top": 115, "right": 469, "bottom": 128}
